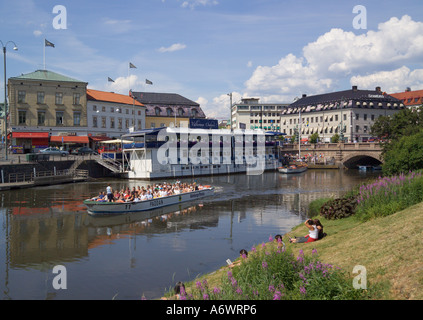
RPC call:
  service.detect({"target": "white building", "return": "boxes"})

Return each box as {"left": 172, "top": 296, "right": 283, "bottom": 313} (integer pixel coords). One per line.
{"left": 86, "top": 89, "right": 146, "bottom": 139}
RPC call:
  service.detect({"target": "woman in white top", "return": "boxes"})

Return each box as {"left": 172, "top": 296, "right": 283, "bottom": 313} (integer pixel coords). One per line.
{"left": 290, "top": 219, "right": 322, "bottom": 243}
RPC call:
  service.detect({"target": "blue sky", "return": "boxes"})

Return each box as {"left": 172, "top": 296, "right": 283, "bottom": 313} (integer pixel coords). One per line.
{"left": 1, "top": 0, "right": 423, "bottom": 119}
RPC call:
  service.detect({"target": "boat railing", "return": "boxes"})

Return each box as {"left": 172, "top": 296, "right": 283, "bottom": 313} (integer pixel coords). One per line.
{"left": 5, "top": 169, "right": 89, "bottom": 184}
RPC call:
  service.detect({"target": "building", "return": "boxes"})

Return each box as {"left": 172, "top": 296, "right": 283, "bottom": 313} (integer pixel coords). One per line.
{"left": 86, "top": 89, "right": 146, "bottom": 139}
{"left": 131, "top": 92, "right": 206, "bottom": 128}
{"left": 283, "top": 86, "right": 404, "bottom": 143}
{"left": 231, "top": 98, "right": 289, "bottom": 132}
{"left": 7, "top": 70, "right": 88, "bottom": 153}
{"left": 389, "top": 88, "right": 423, "bottom": 109}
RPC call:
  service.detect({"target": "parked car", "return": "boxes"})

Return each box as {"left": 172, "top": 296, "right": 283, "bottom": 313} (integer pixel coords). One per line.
{"left": 39, "top": 147, "right": 69, "bottom": 157}
{"left": 71, "top": 146, "right": 97, "bottom": 155}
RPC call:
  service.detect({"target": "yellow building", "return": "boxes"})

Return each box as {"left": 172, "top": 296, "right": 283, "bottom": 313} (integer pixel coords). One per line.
{"left": 131, "top": 92, "right": 206, "bottom": 128}
{"left": 8, "top": 69, "right": 88, "bottom": 152}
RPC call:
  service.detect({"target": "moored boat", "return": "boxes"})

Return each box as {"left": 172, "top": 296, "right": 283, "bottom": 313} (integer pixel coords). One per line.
{"left": 84, "top": 187, "right": 214, "bottom": 216}
{"left": 278, "top": 164, "right": 308, "bottom": 174}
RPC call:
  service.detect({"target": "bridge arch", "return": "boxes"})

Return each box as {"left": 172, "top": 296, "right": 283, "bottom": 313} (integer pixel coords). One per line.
{"left": 342, "top": 152, "right": 382, "bottom": 169}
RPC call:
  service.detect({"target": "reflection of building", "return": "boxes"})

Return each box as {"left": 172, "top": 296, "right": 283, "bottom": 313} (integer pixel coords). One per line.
{"left": 231, "top": 98, "right": 288, "bottom": 132}
{"left": 284, "top": 86, "right": 404, "bottom": 142}
{"left": 86, "top": 89, "right": 146, "bottom": 139}
{"left": 131, "top": 92, "right": 206, "bottom": 128}
{"left": 7, "top": 70, "right": 88, "bottom": 153}
{"left": 390, "top": 88, "right": 423, "bottom": 109}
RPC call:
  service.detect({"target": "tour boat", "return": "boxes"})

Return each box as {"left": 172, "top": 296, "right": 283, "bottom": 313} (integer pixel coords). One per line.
{"left": 83, "top": 187, "right": 214, "bottom": 216}
{"left": 278, "top": 164, "right": 308, "bottom": 174}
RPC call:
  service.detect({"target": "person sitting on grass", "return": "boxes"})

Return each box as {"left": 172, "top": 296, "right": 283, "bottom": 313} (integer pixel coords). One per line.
{"left": 289, "top": 219, "right": 323, "bottom": 243}
{"left": 228, "top": 249, "right": 248, "bottom": 268}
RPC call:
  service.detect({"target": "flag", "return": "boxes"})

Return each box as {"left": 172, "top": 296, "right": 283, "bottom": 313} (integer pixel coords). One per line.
{"left": 45, "top": 39, "right": 55, "bottom": 47}
{"left": 129, "top": 62, "right": 137, "bottom": 69}
{"left": 108, "top": 77, "right": 115, "bottom": 82}
{"left": 145, "top": 79, "right": 153, "bottom": 85}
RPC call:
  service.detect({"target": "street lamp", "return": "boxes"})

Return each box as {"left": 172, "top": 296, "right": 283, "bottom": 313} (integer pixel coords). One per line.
{"left": 227, "top": 92, "right": 232, "bottom": 131}
{"left": 1, "top": 40, "right": 18, "bottom": 161}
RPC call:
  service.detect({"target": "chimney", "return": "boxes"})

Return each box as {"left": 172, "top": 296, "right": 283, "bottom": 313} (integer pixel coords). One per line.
{"left": 352, "top": 85, "right": 358, "bottom": 91}
{"left": 302, "top": 94, "right": 307, "bottom": 98}
{"left": 375, "top": 86, "right": 381, "bottom": 92}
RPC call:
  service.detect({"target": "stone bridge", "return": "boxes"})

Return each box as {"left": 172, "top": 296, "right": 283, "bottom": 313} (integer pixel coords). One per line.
{"left": 279, "top": 142, "right": 383, "bottom": 169}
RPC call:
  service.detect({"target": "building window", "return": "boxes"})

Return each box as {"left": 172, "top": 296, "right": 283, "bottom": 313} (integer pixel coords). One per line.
{"left": 191, "top": 109, "right": 197, "bottom": 117}
{"left": 55, "top": 92, "right": 63, "bottom": 105}
{"left": 160, "top": 123, "right": 165, "bottom": 127}
{"left": 151, "top": 122, "right": 156, "bottom": 128}
{"left": 110, "top": 117, "right": 115, "bottom": 129}
{"left": 178, "top": 108, "right": 184, "bottom": 116}
{"left": 93, "top": 116, "right": 98, "bottom": 128}
{"left": 73, "top": 112, "right": 81, "bottom": 126}
{"left": 18, "top": 110, "right": 26, "bottom": 125}
{"left": 56, "top": 111, "right": 64, "bottom": 125}
{"left": 110, "top": 107, "right": 114, "bottom": 113}
{"left": 102, "top": 106, "right": 106, "bottom": 112}
{"left": 126, "top": 109, "right": 129, "bottom": 114}
{"left": 18, "top": 91, "right": 26, "bottom": 103}
{"left": 102, "top": 117, "right": 107, "bottom": 128}
{"left": 155, "top": 107, "right": 161, "bottom": 116}
{"left": 118, "top": 118, "right": 123, "bottom": 129}
{"left": 356, "top": 125, "right": 360, "bottom": 132}
{"left": 363, "top": 114, "right": 367, "bottom": 121}
{"left": 37, "top": 91, "right": 45, "bottom": 104}
{"left": 371, "top": 114, "right": 375, "bottom": 121}
{"left": 344, "top": 114, "right": 347, "bottom": 121}
{"left": 125, "top": 119, "right": 129, "bottom": 129}
{"left": 37, "top": 111, "right": 46, "bottom": 126}
{"left": 167, "top": 108, "right": 172, "bottom": 116}
{"left": 73, "top": 93, "right": 80, "bottom": 105}
{"left": 335, "top": 115, "right": 338, "bottom": 121}
{"left": 138, "top": 120, "right": 142, "bottom": 130}
{"left": 93, "top": 105, "right": 97, "bottom": 111}
{"left": 356, "top": 114, "right": 359, "bottom": 120}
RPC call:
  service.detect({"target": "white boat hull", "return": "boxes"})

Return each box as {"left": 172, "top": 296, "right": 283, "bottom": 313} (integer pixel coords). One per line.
{"left": 84, "top": 187, "right": 214, "bottom": 216}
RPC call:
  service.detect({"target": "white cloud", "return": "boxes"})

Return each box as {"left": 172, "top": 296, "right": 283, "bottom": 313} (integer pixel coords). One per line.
{"left": 158, "top": 43, "right": 187, "bottom": 53}
{"left": 33, "top": 30, "right": 42, "bottom": 37}
{"left": 247, "top": 61, "right": 253, "bottom": 68}
{"left": 101, "top": 75, "right": 144, "bottom": 95}
{"left": 198, "top": 92, "right": 242, "bottom": 119}
{"left": 180, "top": 0, "right": 218, "bottom": 9}
{"left": 350, "top": 66, "right": 423, "bottom": 93}
{"left": 242, "top": 15, "right": 423, "bottom": 102}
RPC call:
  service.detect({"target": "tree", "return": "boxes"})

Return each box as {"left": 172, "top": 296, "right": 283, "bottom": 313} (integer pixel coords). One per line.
{"left": 309, "top": 132, "right": 319, "bottom": 144}
{"left": 382, "top": 129, "right": 423, "bottom": 175}
{"left": 330, "top": 133, "right": 340, "bottom": 143}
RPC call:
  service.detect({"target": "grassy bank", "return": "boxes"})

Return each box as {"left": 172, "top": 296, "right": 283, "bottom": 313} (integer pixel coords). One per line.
{"left": 162, "top": 200, "right": 423, "bottom": 300}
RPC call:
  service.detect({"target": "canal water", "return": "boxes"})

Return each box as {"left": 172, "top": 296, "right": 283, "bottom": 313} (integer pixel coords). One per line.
{"left": 0, "top": 169, "right": 378, "bottom": 300}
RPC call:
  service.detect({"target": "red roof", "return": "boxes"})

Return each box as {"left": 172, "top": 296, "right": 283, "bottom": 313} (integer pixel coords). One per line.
{"left": 390, "top": 90, "right": 423, "bottom": 106}
{"left": 87, "top": 89, "right": 145, "bottom": 107}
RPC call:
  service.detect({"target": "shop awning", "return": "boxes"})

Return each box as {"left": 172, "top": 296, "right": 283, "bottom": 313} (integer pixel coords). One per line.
{"left": 50, "top": 136, "right": 89, "bottom": 143}
{"left": 89, "top": 136, "right": 111, "bottom": 142}
{"left": 12, "top": 132, "right": 49, "bottom": 138}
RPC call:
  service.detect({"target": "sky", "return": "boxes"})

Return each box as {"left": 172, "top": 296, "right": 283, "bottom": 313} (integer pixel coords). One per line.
{"left": 1, "top": 0, "right": 423, "bottom": 120}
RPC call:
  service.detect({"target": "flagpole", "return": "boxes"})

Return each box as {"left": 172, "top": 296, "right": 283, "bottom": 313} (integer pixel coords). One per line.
{"left": 43, "top": 39, "right": 46, "bottom": 70}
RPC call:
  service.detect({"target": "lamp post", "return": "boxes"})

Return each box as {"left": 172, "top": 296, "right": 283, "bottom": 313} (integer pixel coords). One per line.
{"left": 227, "top": 92, "right": 232, "bottom": 131}
{"left": 1, "top": 40, "right": 18, "bottom": 161}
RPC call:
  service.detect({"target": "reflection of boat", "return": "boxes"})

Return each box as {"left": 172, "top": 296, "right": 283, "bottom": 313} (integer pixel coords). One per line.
{"left": 83, "top": 187, "right": 214, "bottom": 216}
{"left": 278, "top": 164, "right": 308, "bottom": 174}
{"left": 372, "top": 165, "right": 382, "bottom": 171}
{"left": 358, "top": 165, "right": 372, "bottom": 171}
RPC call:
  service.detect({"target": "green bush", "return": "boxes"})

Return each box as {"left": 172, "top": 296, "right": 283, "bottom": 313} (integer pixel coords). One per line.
{"left": 319, "top": 197, "right": 357, "bottom": 220}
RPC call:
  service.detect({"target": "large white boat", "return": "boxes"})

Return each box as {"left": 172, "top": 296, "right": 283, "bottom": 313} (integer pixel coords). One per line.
{"left": 84, "top": 187, "right": 214, "bottom": 216}
{"left": 118, "top": 128, "right": 281, "bottom": 179}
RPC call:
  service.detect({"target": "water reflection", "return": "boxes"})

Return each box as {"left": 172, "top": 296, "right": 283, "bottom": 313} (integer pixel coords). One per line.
{"left": 0, "top": 169, "right": 378, "bottom": 299}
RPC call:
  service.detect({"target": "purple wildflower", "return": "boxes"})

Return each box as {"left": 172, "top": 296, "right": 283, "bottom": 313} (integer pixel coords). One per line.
{"left": 299, "top": 286, "right": 307, "bottom": 295}
{"left": 262, "top": 261, "right": 268, "bottom": 269}
{"left": 203, "top": 293, "right": 209, "bottom": 300}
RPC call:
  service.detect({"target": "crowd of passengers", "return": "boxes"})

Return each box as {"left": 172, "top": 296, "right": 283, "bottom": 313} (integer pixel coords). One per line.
{"left": 91, "top": 182, "right": 207, "bottom": 203}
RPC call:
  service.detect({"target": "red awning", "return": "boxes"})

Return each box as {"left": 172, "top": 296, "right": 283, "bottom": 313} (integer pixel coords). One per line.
{"left": 50, "top": 136, "right": 89, "bottom": 143}
{"left": 12, "top": 132, "right": 49, "bottom": 138}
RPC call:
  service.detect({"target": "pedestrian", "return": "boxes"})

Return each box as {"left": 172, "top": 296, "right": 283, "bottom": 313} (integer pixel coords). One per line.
{"left": 106, "top": 184, "right": 114, "bottom": 202}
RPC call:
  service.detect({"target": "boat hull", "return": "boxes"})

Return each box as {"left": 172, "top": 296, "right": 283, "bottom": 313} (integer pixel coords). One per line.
{"left": 83, "top": 187, "right": 214, "bottom": 216}
{"left": 278, "top": 166, "right": 308, "bottom": 174}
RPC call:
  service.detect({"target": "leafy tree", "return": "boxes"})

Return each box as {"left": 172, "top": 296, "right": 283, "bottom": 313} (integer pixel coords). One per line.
{"left": 382, "top": 129, "right": 423, "bottom": 175}
{"left": 309, "top": 132, "right": 319, "bottom": 144}
{"left": 330, "top": 133, "right": 340, "bottom": 143}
